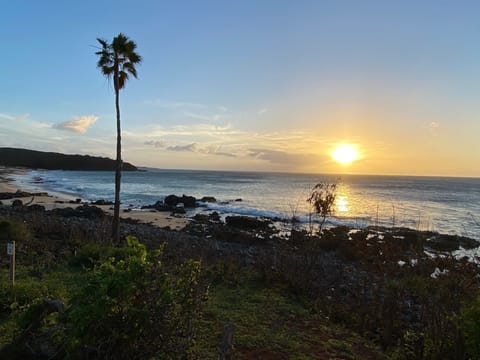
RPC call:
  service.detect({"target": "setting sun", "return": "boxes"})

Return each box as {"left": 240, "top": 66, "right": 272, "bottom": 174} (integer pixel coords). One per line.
{"left": 332, "top": 144, "right": 359, "bottom": 165}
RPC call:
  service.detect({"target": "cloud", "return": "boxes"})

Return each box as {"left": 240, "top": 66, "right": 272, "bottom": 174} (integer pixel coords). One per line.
{"left": 54, "top": 115, "right": 98, "bottom": 134}
{"left": 428, "top": 121, "right": 440, "bottom": 136}
{"left": 198, "top": 145, "right": 237, "bottom": 158}
{"left": 160, "top": 141, "right": 237, "bottom": 157}
{"left": 248, "top": 148, "right": 321, "bottom": 166}
{"left": 0, "top": 113, "right": 29, "bottom": 121}
{"left": 0, "top": 113, "right": 14, "bottom": 120}
{"left": 166, "top": 143, "right": 197, "bottom": 152}
{"left": 144, "top": 100, "right": 207, "bottom": 109}
{"left": 183, "top": 111, "right": 225, "bottom": 122}
{"left": 257, "top": 108, "right": 269, "bottom": 115}
{"left": 144, "top": 140, "right": 166, "bottom": 148}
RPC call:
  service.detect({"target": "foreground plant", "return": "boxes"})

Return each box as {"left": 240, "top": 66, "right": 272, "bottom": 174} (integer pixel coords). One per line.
{"left": 307, "top": 182, "right": 337, "bottom": 235}
{"left": 67, "top": 236, "right": 205, "bottom": 359}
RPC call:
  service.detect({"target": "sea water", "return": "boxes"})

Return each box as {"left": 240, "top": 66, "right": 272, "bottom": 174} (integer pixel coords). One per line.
{"left": 12, "top": 168, "right": 480, "bottom": 239}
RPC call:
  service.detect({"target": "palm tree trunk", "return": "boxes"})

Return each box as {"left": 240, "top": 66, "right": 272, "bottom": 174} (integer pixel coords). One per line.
{"left": 112, "top": 74, "right": 122, "bottom": 243}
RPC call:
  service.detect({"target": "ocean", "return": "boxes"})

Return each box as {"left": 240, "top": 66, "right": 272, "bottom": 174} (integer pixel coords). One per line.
{"left": 12, "top": 168, "right": 480, "bottom": 239}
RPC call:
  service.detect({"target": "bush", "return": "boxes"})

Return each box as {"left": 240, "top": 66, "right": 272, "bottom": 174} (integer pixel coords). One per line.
{"left": 459, "top": 297, "right": 480, "bottom": 359}
{"left": 66, "top": 236, "right": 206, "bottom": 359}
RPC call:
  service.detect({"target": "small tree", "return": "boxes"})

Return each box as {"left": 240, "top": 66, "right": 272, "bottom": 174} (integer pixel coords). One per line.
{"left": 307, "top": 182, "right": 337, "bottom": 235}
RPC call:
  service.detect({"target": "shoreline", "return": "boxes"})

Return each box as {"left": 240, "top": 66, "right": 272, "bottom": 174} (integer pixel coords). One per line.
{"left": 0, "top": 167, "right": 189, "bottom": 231}
{"left": 1, "top": 167, "right": 479, "bottom": 242}
{"left": 1, "top": 167, "right": 479, "bottom": 263}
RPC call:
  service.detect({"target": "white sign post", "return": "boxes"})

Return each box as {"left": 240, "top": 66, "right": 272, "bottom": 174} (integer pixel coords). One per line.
{"left": 7, "top": 242, "right": 15, "bottom": 285}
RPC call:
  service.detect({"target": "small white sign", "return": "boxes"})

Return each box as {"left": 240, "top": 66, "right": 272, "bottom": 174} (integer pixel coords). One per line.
{"left": 7, "top": 243, "right": 14, "bottom": 256}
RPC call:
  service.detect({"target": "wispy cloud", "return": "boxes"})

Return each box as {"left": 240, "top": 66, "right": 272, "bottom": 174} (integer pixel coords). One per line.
{"left": 198, "top": 145, "right": 237, "bottom": 158}
{"left": 143, "top": 100, "right": 207, "bottom": 109}
{"left": 144, "top": 140, "right": 166, "bottom": 148}
{"left": 166, "top": 143, "right": 197, "bottom": 152}
{"left": 249, "top": 148, "right": 323, "bottom": 166}
{"left": 183, "top": 111, "right": 226, "bottom": 122}
{"left": 0, "top": 113, "right": 29, "bottom": 121}
{"left": 54, "top": 115, "right": 98, "bottom": 134}
{"left": 257, "top": 108, "right": 269, "bottom": 115}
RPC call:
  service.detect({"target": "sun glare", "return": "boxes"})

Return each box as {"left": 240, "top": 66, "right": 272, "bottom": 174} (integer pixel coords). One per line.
{"left": 332, "top": 144, "right": 358, "bottom": 165}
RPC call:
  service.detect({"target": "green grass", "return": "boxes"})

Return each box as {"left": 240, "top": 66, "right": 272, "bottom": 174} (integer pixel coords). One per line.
{"left": 196, "top": 270, "right": 383, "bottom": 359}
{"left": 0, "top": 249, "right": 384, "bottom": 359}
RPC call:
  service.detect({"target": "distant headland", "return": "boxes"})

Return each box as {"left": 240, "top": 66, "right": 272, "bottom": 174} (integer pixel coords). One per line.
{"left": 0, "top": 147, "right": 138, "bottom": 171}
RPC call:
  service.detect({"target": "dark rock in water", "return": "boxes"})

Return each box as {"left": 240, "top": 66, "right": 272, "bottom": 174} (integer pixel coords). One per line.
{"left": 210, "top": 211, "right": 221, "bottom": 222}
{"left": 11, "top": 199, "right": 23, "bottom": 208}
{"left": 141, "top": 200, "right": 171, "bottom": 212}
{"left": 164, "top": 195, "right": 180, "bottom": 207}
{"left": 235, "top": 198, "right": 243, "bottom": 202}
{"left": 226, "top": 216, "right": 272, "bottom": 231}
{"left": 123, "top": 208, "right": 132, "bottom": 213}
{"left": 55, "top": 200, "right": 65, "bottom": 204}
{"left": 75, "top": 198, "right": 82, "bottom": 204}
{"left": 92, "top": 199, "right": 114, "bottom": 206}
{"left": 172, "top": 206, "right": 186, "bottom": 215}
{"left": 164, "top": 194, "right": 197, "bottom": 208}
{"left": 426, "top": 234, "right": 480, "bottom": 252}
{"left": 181, "top": 195, "right": 197, "bottom": 208}
{"left": 200, "top": 196, "right": 216, "bottom": 203}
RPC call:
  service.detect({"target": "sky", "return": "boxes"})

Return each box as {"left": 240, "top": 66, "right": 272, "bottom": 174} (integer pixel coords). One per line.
{"left": 1, "top": 0, "right": 479, "bottom": 177}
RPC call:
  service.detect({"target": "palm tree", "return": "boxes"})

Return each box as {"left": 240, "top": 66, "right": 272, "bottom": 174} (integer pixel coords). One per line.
{"left": 96, "top": 33, "right": 142, "bottom": 243}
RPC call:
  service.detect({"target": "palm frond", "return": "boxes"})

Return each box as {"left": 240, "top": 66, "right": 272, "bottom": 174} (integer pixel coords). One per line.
{"left": 95, "top": 33, "right": 141, "bottom": 87}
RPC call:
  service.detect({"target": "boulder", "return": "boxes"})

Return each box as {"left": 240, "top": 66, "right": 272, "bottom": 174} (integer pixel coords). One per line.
{"left": 52, "top": 205, "right": 105, "bottom": 219}
{"left": 141, "top": 200, "right": 170, "bottom": 212}
{"left": 164, "top": 194, "right": 180, "bottom": 207}
{"left": 181, "top": 195, "right": 197, "bottom": 208}
{"left": 164, "top": 194, "right": 197, "bottom": 208}
{"left": 226, "top": 216, "right": 272, "bottom": 231}
{"left": 172, "top": 206, "right": 186, "bottom": 215}
{"left": 91, "top": 199, "right": 113, "bottom": 206}
{"left": 11, "top": 199, "right": 23, "bottom": 208}
{"left": 200, "top": 196, "right": 217, "bottom": 203}
{"left": 426, "top": 234, "right": 480, "bottom": 252}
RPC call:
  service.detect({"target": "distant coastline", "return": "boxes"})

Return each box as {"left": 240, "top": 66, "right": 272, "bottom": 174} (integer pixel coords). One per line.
{"left": 0, "top": 147, "right": 138, "bottom": 171}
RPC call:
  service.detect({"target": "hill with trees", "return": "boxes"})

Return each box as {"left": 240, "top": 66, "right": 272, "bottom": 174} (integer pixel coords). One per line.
{"left": 0, "top": 147, "right": 138, "bottom": 171}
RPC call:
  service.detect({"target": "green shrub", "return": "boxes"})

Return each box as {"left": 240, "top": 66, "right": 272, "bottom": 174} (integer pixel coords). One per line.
{"left": 459, "top": 297, "right": 480, "bottom": 359}
{"left": 66, "top": 236, "right": 206, "bottom": 359}
{"left": 0, "top": 219, "right": 31, "bottom": 243}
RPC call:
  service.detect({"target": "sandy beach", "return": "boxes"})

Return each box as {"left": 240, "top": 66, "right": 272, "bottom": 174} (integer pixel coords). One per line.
{"left": 0, "top": 167, "right": 189, "bottom": 231}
